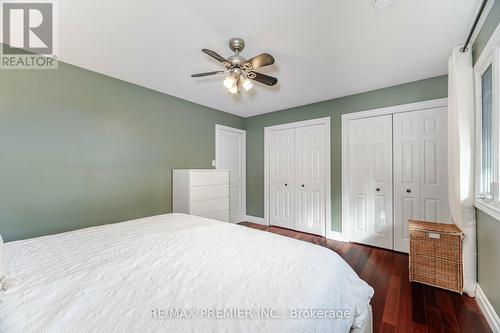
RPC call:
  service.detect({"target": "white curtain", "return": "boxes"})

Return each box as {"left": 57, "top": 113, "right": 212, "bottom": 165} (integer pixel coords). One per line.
{"left": 448, "top": 47, "right": 477, "bottom": 297}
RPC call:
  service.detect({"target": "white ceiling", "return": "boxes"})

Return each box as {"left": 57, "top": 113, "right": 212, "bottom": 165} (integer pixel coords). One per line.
{"left": 56, "top": 0, "right": 480, "bottom": 117}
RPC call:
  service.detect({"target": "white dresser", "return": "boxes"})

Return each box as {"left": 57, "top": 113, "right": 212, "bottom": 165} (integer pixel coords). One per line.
{"left": 172, "top": 169, "right": 230, "bottom": 222}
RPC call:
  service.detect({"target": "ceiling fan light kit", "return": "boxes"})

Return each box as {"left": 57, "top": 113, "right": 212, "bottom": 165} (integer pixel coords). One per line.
{"left": 191, "top": 37, "right": 277, "bottom": 95}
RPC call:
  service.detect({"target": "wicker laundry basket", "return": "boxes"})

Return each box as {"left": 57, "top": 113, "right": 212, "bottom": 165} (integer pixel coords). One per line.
{"left": 409, "top": 220, "right": 464, "bottom": 294}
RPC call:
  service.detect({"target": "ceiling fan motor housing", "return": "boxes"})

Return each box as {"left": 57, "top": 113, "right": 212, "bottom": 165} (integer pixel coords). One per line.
{"left": 229, "top": 37, "right": 245, "bottom": 52}
{"left": 228, "top": 38, "right": 246, "bottom": 67}
{"left": 228, "top": 54, "right": 246, "bottom": 67}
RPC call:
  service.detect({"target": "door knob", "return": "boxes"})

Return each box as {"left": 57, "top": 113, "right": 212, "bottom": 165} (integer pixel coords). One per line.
{"left": 376, "top": 188, "right": 381, "bottom": 192}
{"left": 285, "top": 183, "right": 288, "bottom": 187}
{"left": 301, "top": 184, "right": 305, "bottom": 188}
{"left": 406, "top": 189, "right": 411, "bottom": 193}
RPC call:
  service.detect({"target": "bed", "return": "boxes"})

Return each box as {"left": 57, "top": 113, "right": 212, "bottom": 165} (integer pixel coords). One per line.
{"left": 0, "top": 213, "right": 373, "bottom": 333}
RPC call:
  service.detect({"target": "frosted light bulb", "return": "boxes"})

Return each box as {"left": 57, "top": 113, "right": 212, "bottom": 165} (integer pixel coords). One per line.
{"left": 223, "top": 76, "right": 235, "bottom": 89}
{"left": 228, "top": 84, "right": 238, "bottom": 94}
{"left": 242, "top": 78, "right": 253, "bottom": 91}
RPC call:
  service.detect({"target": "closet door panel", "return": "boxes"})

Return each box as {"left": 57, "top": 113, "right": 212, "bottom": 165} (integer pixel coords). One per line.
{"left": 347, "top": 115, "right": 393, "bottom": 249}
{"left": 393, "top": 107, "right": 451, "bottom": 253}
{"left": 419, "top": 108, "right": 451, "bottom": 223}
{"left": 294, "top": 124, "right": 325, "bottom": 235}
{"left": 370, "top": 116, "right": 393, "bottom": 246}
{"left": 372, "top": 140, "right": 386, "bottom": 234}
{"left": 348, "top": 121, "right": 371, "bottom": 240}
{"left": 269, "top": 129, "right": 295, "bottom": 229}
{"left": 393, "top": 112, "right": 421, "bottom": 252}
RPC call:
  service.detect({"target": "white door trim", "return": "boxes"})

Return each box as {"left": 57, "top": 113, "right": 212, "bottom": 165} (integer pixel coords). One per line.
{"left": 264, "top": 117, "right": 331, "bottom": 237}
{"left": 341, "top": 98, "right": 448, "bottom": 242}
{"left": 245, "top": 215, "right": 267, "bottom": 226}
{"left": 215, "top": 124, "right": 246, "bottom": 221}
{"left": 342, "top": 98, "right": 448, "bottom": 123}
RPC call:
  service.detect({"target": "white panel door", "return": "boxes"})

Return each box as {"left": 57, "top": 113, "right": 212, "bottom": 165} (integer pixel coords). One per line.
{"left": 393, "top": 112, "right": 421, "bottom": 252}
{"left": 269, "top": 128, "right": 295, "bottom": 229}
{"left": 216, "top": 126, "right": 246, "bottom": 223}
{"left": 348, "top": 115, "right": 393, "bottom": 250}
{"left": 419, "top": 108, "right": 450, "bottom": 223}
{"left": 393, "top": 107, "right": 450, "bottom": 252}
{"left": 294, "top": 124, "right": 325, "bottom": 236}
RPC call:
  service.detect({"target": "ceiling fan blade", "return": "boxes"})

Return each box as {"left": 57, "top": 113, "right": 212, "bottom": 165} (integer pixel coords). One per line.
{"left": 191, "top": 71, "right": 225, "bottom": 78}
{"left": 201, "top": 49, "right": 231, "bottom": 68}
{"left": 247, "top": 71, "right": 278, "bottom": 86}
{"left": 243, "top": 53, "right": 275, "bottom": 70}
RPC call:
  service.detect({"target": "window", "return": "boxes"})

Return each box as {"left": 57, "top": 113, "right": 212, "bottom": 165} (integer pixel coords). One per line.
{"left": 475, "top": 48, "right": 500, "bottom": 215}
{"left": 480, "top": 65, "right": 494, "bottom": 198}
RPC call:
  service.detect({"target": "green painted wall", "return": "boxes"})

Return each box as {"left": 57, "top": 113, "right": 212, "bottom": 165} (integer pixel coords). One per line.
{"left": 245, "top": 75, "right": 448, "bottom": 232}
{"left": 472, "top": 0, "right": 500, "bottom": 317}
{"left": 476, "top": 211, "right": 500, "bottom": 314}
{"left": 0, "top": 62, "right": 244, "bottom": 241}
{"left": 473, "top": 0, "right": 500, "bottom": 64}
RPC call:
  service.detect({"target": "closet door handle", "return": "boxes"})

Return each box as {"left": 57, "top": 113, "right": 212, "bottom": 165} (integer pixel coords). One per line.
{"left": 406, "top": 189, "right": 411, "bottom": 193}
{"left": 376, "top": 187, "right": 381, "bottom": 192}
{"left": 285, "top": 183, "right": 288, "bottom": 187}
{"left": 301, "top": 184, "right": 305, "bottom": 188}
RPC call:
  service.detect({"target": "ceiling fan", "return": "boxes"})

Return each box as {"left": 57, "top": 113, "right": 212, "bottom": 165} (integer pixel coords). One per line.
{"left": 191, "top": 38, "right": 277, "bottom": 94}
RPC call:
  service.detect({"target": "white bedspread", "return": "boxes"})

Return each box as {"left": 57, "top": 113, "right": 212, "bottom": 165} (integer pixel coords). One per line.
{"left": 0, "top": 213, "right": 373, "bottom": 333}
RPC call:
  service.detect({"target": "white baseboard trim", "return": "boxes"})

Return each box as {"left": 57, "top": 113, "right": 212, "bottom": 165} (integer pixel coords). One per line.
{"left": 476, "top": 284, "right": 500, "bottom": 333}
{"left": 244, "top": 215, "right": 268, "bottom": 226}
{"left": 326, "top": 231, "right": 349, "bottom": 242}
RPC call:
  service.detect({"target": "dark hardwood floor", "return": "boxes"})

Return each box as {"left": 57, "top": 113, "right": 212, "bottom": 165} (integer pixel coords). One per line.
{"left": 239, "top": 222, "right": 491, "bottom": 333}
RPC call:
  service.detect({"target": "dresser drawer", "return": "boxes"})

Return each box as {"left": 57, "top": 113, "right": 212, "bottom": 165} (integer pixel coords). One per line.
{"left": 189, "top": 197, "right": 229, "bottom": 215}
{"left": 189, "top": 184, "right": 228, "bottom": 202}
{"left": 200, "top": 210, "right": 229, "bottom": 222}
{"left": 189, "top": 171, "right": 228, "bottom": 186}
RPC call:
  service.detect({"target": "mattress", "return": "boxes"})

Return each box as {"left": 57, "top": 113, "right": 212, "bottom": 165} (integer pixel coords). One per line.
{"left": 1, "top": 213, "right": 373, "bottom": 333}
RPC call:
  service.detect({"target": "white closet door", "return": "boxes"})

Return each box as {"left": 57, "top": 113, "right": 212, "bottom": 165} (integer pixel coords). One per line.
{"left": 393, "top": 107, "right": 450, "bottom": 252}
{"left": 294, "top": 124, "right": 325, "bottom": 236}
{"left": 216, "top": 126, "right": 246, "bottom": 223}
{"left": 269, "top": 128, "right": 295, "bottom": 229}
{"left": 393, "top": 112, "right": 421, "bottom": 252}
{"left": 420, "top": 108, "right": 450, "bottom": 222}
{"left": 348, "top": 115, "right": 393, "bottom": 250}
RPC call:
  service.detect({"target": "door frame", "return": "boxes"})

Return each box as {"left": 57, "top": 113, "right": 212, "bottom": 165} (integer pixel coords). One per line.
{"left": 341, "top": 98, "right": 448, "bottom": 243}
{"left": 264, "top": 117, "right": 331, "bottom": 237}
{"left": 215, "top": 124, "right": 246, "bottom": 222}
